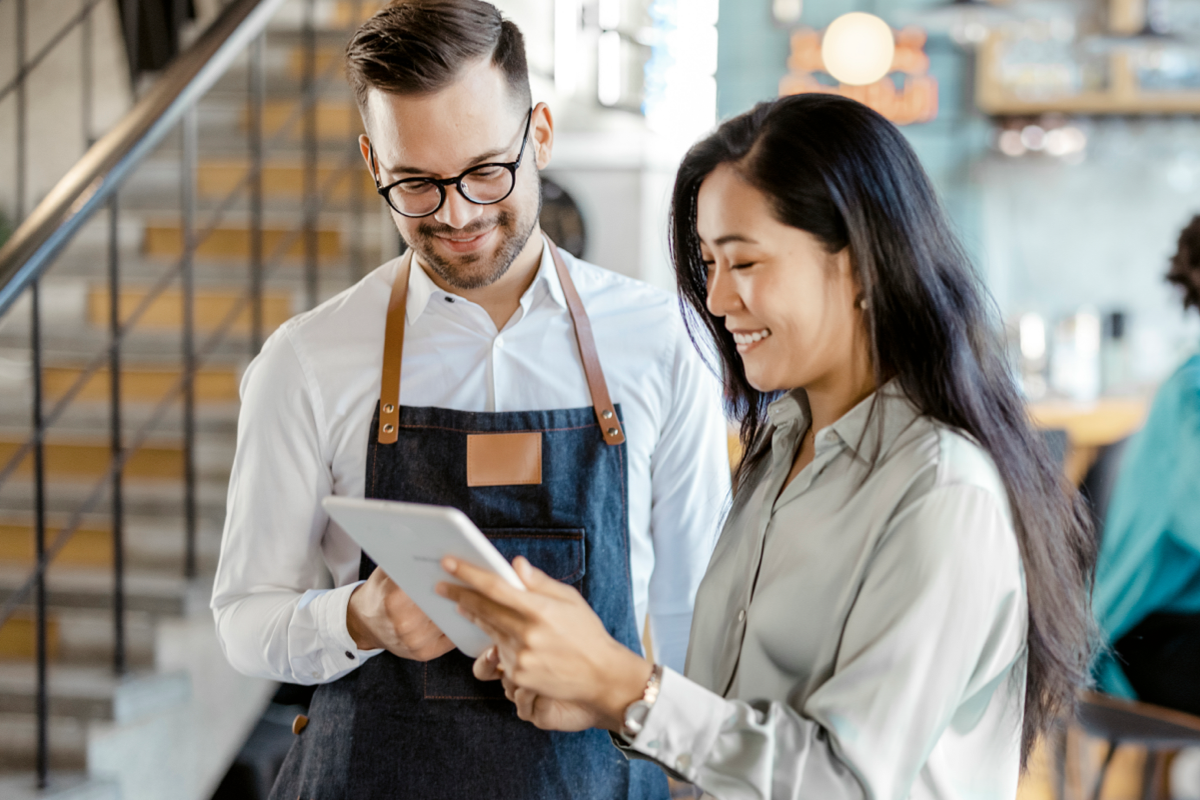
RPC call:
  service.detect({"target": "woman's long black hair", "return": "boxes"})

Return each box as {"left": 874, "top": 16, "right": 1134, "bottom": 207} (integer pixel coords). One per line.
{"left": 671, "top": 94, "right": 1096, "bottom": 764}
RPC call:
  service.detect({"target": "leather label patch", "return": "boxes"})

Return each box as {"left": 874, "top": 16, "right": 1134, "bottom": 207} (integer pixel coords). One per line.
{"left": 466, "top": 432, "right": 542, "bottom": 487}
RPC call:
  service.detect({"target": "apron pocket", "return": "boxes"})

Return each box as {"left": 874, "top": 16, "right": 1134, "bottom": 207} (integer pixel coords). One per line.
{"left": 423, "top": 528, "right": 586, "bottom": 700}
{"left": 482, "top": 527, "right": 586, "bottom": 587}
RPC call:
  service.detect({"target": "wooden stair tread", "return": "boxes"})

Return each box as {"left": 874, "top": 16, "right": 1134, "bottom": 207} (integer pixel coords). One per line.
{"left": 86, "top": 285, "right": 294, "bottom": 335}
{"left": 142, "top": 221, "right": 342, "bottom": 261}
{"left": 244, "top": 99, "right": 362, "bottom": 141}
{"left": 0, "top": 566, "right": 189, "bottom": 615}
{"left": 196, "top": 158, "right": 376, "bottom": 203}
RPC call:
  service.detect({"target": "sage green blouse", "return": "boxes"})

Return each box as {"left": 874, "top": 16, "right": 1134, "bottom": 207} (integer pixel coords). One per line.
{"left": 627, "top": 385, "right": 1028, "bottom": 800}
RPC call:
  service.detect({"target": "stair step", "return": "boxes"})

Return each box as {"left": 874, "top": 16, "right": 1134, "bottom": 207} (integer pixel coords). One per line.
{"left": 0, "top": 663, "right": 190, "bottom": 721}
{"left": 332, "top": 0, "right": 384, "bottom": 27}
{"left": 0, "top": 524, "right": 112, "bottom": 568}
{"left": 287, "top": 44, "right": 348, "bottom": 80}
{"left": 247, "top": 99, "right": 362, "bottom": 142}
{"left": 143, "top": 221, "right": 342, "bottom": 261}
{"left": 43, "top": 365, "right": 241, "bottom": 405}
{"left": 0, "top": 716, "right": 89, "bottom": 773}
{"left": 86, "top": 286, "right": 295, "bottom": 336}
{"left": 0, "top": 612, "right": 61, "bottom": 662}
{"left": 0, "top": 567, "right": 190, "bottom": 616}
{"left": 197, "top": 158, "right": 376, "bottom": 203}
{"left": 0, "top": 437, "right": 183, "bottom": 481}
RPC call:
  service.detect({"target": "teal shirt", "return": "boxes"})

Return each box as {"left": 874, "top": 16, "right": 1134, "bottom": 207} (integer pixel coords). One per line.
{"left": 1093, "top": 354, "right": 1200, "bottom": 697}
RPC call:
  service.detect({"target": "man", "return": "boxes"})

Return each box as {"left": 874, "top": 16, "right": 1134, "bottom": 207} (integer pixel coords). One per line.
{"left": 210, "top": 1, "right": 730, "bottom": 797}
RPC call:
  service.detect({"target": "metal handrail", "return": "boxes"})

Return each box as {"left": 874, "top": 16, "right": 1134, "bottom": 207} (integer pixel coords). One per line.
{"left": 0, "top": 0, "right": 291, "bottom": 317}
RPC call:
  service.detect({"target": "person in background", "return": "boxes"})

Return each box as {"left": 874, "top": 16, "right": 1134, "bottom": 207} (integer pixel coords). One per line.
{"left": 209, "top": 2, "right": 730, "bottom": 798}
{"left": 441, "top": 94, "right": 1098, "bottom": 799}
{"left": 1092, "top": 216, "right": 1200, "bottom": 714}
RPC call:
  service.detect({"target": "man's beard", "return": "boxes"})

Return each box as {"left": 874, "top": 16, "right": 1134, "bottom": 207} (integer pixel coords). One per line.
{"left": 407, "top": 191, "right": 542, "bottom": 291}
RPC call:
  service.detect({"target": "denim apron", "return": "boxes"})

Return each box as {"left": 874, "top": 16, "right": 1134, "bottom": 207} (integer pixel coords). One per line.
{"left": 270, "top": 239, "right": 669, "bottom": 800}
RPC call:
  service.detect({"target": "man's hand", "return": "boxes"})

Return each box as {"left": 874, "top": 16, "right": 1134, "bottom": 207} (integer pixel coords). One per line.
{"left": 347, "top": 566, "right": 455, "bottom": 661}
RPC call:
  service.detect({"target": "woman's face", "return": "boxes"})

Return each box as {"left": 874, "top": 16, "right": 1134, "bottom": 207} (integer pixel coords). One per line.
{"left": 697, "top": 163, "right": 864, "bottom": 394}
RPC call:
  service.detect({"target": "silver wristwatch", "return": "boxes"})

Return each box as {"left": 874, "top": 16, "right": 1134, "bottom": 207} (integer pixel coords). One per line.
{"left": 621, "top": 663, "right": 664, "bottom": 739}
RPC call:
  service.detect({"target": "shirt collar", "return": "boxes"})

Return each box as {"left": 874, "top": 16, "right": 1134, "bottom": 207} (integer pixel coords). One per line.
{"left": 401, "top": 235, "right": 567, "bottom": 325}
{"left": 766, "top": 379, "right": 920, "bottom": 462}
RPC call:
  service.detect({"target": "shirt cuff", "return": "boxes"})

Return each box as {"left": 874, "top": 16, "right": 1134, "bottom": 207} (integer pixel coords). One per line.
{"left": 627, "top": 666, "right": 732, "bottom": 783}
{"left": 301, "top": 581, "right": 384, "bottom": 680}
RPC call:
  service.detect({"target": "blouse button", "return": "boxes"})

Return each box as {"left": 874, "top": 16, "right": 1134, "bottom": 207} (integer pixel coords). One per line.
{"left": 737, "top": 609, "right": 746, "bottom": 622}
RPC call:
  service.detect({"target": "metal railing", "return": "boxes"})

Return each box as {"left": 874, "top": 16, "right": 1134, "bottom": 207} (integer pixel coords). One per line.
{"left": 0, "top": 0, "right": 373, "bottom": 786}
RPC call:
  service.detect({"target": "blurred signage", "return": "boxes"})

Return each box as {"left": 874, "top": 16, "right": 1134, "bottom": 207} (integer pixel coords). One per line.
{"left": 779, "top": 27, "right": 939, "bottom": 125}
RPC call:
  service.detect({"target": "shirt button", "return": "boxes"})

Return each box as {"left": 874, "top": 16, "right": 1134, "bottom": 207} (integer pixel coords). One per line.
{"left": 675, "top": 753, "right": 692, "bottom": 773}
{"left": 311, "top": 671, "right": 320, "bottom": 679}
{"left": 495, "top": 336, "right": 504, "bottom": 348}
{"left": 444, "top": 296, "right": 455, "bottom": 303}
{"left": 737, "top": 609, "right": 746, "bottom": 622}
{"left": 345, "top": 651, "right": 356, "bottom": 660}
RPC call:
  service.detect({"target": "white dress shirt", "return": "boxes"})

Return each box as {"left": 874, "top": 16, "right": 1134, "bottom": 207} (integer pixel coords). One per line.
{"left": 626, "top": 385, "right": 1028, "bottom": 800}
{"left": 211, "top": 239, "right": 731, "bottom": 685}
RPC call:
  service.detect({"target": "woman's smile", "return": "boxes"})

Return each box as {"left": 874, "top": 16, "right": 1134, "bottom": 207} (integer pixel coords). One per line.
{"left": 730, "top": 327, "right": 772, "bottom": 353}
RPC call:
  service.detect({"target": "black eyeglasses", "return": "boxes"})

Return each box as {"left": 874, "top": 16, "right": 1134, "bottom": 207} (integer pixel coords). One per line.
{"left": 369, "top": 108, "right": 533, "bottom": 218}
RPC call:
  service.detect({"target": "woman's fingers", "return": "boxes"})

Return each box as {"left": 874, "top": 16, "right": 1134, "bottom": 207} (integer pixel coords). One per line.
{"left": 441, "top": 583, "right": 528, "bottom": 636}
{"left": 442, "top": 557, "right": 532, "bottom": 609}
{"left": 473, "top": 645, "right": 503, "bottom": 681}
{"left": 512, "top": 557, "right": 578, "bottom": 600}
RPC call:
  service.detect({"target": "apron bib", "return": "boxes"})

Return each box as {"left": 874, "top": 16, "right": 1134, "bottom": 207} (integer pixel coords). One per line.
{"left": 271, "top": 239, "right": 669, "bottom": 800}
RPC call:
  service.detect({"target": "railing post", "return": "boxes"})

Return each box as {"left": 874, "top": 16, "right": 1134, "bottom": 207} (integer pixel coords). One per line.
{"left": 249, "top": 32, "right": 265, "bottom": 355}
{"left": 82, "top": 0, "right": 94, "bottom": 147}
{"left": 181, "top": 106, "right": 198, "bottom": 579}
{"left": 15, "top": 0, "right": 48, "bottom": 788}
{"left": 31, "top": 278, "right": 48, "bottom": 790}
{"left": 109, "top": 194, "right": 125, "bottom": 676}
{"left": 123, "top": 0, "right": 139, "bottom": 94}
{"left": 303, "top": 0, "right": 318, "bottom": 310}
{"left": 16, "top": 0, "right": 27, "bottom": 229}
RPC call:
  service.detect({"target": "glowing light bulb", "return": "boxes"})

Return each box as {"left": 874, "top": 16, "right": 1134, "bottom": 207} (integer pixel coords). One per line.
{"left": 821, "top": 12, "right": 895, "bottom": 86}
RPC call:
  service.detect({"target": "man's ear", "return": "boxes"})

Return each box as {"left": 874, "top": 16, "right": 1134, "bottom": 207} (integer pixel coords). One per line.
{"left": 359, "top": 134, "right": 373, "bottom": 173}
{"left": 531, "top": 102, "right": 554, "bottom": 170}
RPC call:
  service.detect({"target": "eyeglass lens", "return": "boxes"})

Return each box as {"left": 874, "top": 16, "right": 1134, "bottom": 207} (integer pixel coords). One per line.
{"left": 388, "top": 164, "right": 515, "bottom": 217}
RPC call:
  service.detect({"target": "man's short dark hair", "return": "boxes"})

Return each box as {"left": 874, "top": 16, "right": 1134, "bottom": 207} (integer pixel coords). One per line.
{"left": 345, "top": 0, "right": 531, "bottom": 117}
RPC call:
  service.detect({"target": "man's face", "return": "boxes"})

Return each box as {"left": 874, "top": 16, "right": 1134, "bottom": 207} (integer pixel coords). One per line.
{"left": 359, "top": 60, "right": 551, "bottom": 290}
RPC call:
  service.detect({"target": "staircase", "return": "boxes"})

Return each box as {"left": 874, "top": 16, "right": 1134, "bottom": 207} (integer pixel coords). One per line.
{"left": 0, "top": 1, "right": 387, "bottom": 796}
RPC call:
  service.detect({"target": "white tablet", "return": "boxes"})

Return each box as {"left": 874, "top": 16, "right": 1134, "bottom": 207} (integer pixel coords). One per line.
{"left": 322, "top": 496, "right": 525, "bottom": 657}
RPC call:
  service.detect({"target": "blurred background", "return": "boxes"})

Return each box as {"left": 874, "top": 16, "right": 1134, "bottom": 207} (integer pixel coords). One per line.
{"left": 0, "top": 0, "right": 1198, "bottom": 798}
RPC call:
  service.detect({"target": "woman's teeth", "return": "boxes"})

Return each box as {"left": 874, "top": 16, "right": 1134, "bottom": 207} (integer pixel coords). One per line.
{"left": 732, "top": 329, "right": 771, "bottom": 346}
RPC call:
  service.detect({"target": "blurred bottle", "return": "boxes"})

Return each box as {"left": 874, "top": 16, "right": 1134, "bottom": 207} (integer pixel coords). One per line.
{"left": 1101, "top": 310, "right": 1132, "bottom": 395}
{"left": 1017, "top": 312, "right": 1049, "bottom": 400}
{"left": 1050, "top": 307, "right": 1101, "bottom": 402}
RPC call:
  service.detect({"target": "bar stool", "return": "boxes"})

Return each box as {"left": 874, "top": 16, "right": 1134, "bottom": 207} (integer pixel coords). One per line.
{"left": 1074, "top": 691, "right": 1200, "bottom": 800}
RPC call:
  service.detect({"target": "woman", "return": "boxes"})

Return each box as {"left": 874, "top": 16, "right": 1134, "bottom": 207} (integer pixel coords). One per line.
{"left": 1092, "top": 216, "right": 1200, "bottom": 713}
{"left": 439, "top": 94, "right": 1096, "bottom": 799}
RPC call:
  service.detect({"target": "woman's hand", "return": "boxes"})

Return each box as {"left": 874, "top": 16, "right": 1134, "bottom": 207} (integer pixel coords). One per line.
{"left": 438, "top": 557, "right": 652, "bottom": 732}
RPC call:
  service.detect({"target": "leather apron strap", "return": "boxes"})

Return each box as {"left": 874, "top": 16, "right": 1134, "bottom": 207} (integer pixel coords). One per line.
{"left": 376, "top": 236, "right": 625, "bottom": 446}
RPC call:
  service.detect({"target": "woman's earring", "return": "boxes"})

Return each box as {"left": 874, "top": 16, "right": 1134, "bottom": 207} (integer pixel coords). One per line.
{"left": 856, "top": 294, "right": 870, "bottom": 311}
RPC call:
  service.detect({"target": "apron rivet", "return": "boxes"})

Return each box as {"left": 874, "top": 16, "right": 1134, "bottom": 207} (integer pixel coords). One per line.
{"left": 383, "top": 424, "right": 395, "bottom": 434}
{"left": 384, "top": 404, "right": 395, "bottom": 413}
{"left": 602, "top": 410, "right": 613, "bottom": 419}
{"left": 607, "top": 427, "right": 619, "bottom": 437}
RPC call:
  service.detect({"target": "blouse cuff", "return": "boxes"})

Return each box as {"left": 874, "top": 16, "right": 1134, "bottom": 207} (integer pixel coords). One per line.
{"left": 626, "top": 666, "right": 732, "bottom": 783}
